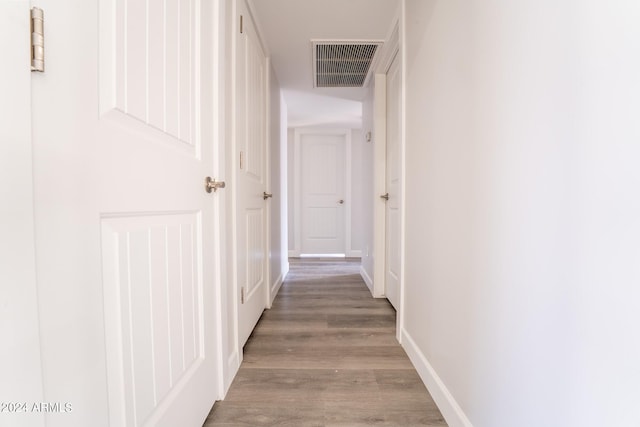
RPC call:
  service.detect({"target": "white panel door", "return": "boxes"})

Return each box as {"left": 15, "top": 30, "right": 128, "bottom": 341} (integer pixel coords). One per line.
{"left": 385, "top": 54, "right": 401, "bottom": 309}
{"left": 30, "top": 1, "right": 220, "bottom": 426}
{"left": 300, "top": 133, "right": 347, "bottom": 255}
{"left": 236, "top": 3, "right": 268, "bottom": 347}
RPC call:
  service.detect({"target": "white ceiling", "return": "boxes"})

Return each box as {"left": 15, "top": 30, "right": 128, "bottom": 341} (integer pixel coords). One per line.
{"left": 248, "top": 0, "right": 400, "bottom": 128}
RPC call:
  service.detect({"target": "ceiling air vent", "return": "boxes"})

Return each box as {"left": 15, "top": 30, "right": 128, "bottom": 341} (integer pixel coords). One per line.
{"left": 312, "top": 40, "right": 384, "bottom": 88}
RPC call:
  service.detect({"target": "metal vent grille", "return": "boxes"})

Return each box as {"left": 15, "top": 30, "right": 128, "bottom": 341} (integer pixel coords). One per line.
{"left": 313, "top": 41, "right": 383, "bottom": 88}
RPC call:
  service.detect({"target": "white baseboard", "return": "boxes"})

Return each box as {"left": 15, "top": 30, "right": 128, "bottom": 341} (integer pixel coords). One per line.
{"left": 347, "top": 250, "right": 362, "bottom": 258}
{"left": 360, "top": 265, "right": 374, "bottom": 294}
{"left": 223, "top": 349, "right": 241, "bottom": 398}
{"left": 269, "top": 272, "right": 284, "bottom": 306}
{"left": 288, "top": 250, "right": 299, "bottom": 258}
{"left": 401, "top": 328, "right": 473, "bottom": 427}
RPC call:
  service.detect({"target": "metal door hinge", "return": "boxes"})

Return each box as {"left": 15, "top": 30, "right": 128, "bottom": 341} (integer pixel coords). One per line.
{"left": 240, "top": 287, "right": 245, "bottom": 304}
{"left": 239, "top": 151, "right": 244, "bottom": 170}
{"left": 240, "top": 15, "right": 243, "bottom": 34}
{"left": 30, "top": 7, "right": 45, "bottom": 72}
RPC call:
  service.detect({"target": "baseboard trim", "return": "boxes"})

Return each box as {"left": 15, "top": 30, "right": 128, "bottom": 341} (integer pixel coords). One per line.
{"left": 360, "top": 265, "right": 374, "bottom": 294}
{"left": 288, "top": 250, "right": 299, "bottom": 258}
{"left": 401, "top": 328, "right": 473, "bottom": 427}
{"left": 270, "top": 272, "right": 284, "bottom": 306}
{"left": 223, "top": 350, "right": 241, "bottom": 398}
{"left": 347, "top": 250, "right": 362, "bottom": 258}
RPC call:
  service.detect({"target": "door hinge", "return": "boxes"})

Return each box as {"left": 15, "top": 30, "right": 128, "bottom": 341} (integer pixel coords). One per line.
{"left": 239, "top": 151, "right": 244, "bottom": 170}
{"left": 240, "top": 287, "right": 245, "bottom": 304}
{"left": 240, "top": 15, "right": 243, "bottom": 34}
{"left": 30, "top": 7, "right": 45, "bottom": 72}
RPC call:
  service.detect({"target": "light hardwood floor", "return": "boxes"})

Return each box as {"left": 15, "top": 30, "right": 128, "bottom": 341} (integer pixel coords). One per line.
{"left": 204, "top": 259, "right": 447, "bottom": 427}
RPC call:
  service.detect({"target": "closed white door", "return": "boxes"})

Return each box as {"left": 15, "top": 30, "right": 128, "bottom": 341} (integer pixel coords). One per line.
{"left": 300, "top": 133, "right": 347, "bottom": 255}
{"left": 384, "top": 54, "right": 401, "bottom": 309}
{"left": 30, "top": 1, "right": 220, "bottom": 426}
{"left": 235, "top": 3, "right": 268, "bottom": 347}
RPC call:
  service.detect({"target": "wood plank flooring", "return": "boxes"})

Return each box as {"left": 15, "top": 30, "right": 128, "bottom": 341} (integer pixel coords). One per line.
{"left": 204, "top": 259, "right": 447, "bottom": 427}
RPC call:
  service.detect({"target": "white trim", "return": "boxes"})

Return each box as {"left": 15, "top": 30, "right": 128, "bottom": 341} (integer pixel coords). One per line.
{"left": 397, "top": 4, "right": 407, "bottom": 343}
{"left": 373, "top": 74, "right": 387, "bottom": 299}
{"left": 222, "top": 349, "right": 241, "bottom": 397}
{"left": 346, "top": 250, "right": 362, "bottom": 258}
{"left": 211, "top": 0, "right": 227, "bottom": 401}
{"left": 345, "top": 130, "right": 353, "bottom": 257}
{"left": 300, "top": 253, "right": 345, "bottom": 258}
{"left": 264, "top": 58, "right": 273, "bottom": 309}
{"left": 228, "top": 0, "right": 241, "bottom": 392}
{"left": 0, "top": 2, "right": 45, "bottom": 420}
{"left": 360, "top": 265, "right": 374, "bottom": 294}
{"left": 401, "top": 328, "right": 473, "bottom": 427}
{"left": 268, "top": 272, "right": 284, "bottom": 307}
{"left": 294, "top": 128, "right": 352, "bottom": 257}
{"left": 293, "top": 128, "right": 302, "bottom": 256}
{"left": 376, "top": 21, "right": 400, "bottom": 75}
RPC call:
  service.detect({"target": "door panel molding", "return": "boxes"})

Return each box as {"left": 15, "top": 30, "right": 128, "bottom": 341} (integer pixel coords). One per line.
{"left": 99, "top": 0, "right": 200, "bottom": 151}
{"left": 101, "top": 212, "right": 205, "bottom": 426}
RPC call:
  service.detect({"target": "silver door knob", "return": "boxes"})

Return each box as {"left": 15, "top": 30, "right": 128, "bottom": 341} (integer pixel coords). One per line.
{"left": 263, "top": 192, "right": 273, "bottom": 200}
{"left": 205, "top": 177, "right": 226, "bottom": 193}
{"left": 338, "top": 199, "right": 344, "bottom": 204}
{"left": 380, "top": 193, "right": 389, "bottom": 201}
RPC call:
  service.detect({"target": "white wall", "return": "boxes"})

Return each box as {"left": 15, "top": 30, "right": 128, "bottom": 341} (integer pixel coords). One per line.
{"left": 360, "top": 86, "right": 375, "bottom": 288}
{"left": 287, "top": 128, "right": 295, "bottom": 252}
{"left": 350, "top": 129, "right": 365, "bottom": 256}
{"left": 402, "top": 1, "right": 640, "bottom": 426}
{"left": 279, "top": 94, "right": 289, "bottom": 276}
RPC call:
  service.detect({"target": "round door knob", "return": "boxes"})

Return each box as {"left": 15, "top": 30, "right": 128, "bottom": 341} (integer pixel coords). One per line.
{"left": 338, "top": 199, "right": 344, "bottom": 204}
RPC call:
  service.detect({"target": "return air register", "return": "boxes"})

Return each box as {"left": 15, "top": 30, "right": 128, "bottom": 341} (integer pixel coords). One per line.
{"left": 312, "top": 40, "right": 384, "bottom": 88}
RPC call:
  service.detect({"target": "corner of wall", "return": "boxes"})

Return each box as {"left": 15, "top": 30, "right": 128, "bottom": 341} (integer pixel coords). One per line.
{"left": 400, "top": 328, "right": 473, "bottom": 427}
{"left": 269, "top": 272, "right": 284, "bottom": 306}
{"left": 222, "top": 349, "right": 241, "bottom": 398}
{"left": 360, "top": 265, "right": 374, "bottom": 294}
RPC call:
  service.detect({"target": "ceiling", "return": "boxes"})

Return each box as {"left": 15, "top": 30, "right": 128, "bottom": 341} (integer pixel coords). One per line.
{"left": 248, "top": 0, "right": 400, "bottom": 128}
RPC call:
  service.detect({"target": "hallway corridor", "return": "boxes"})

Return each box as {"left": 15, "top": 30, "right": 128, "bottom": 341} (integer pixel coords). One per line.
{"left": 204, "top": 259, "right": 446, "bottom": 426}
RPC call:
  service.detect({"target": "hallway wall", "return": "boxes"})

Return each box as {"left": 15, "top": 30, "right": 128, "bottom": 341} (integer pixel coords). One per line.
{"left": 360, "top": 85, "right": 375, "bottom": 289}
{"left": 402, "top": 1, "right": 640, "bottom": 426}
{"left": 287, "top": 128, "right": 295, "bottom": 252}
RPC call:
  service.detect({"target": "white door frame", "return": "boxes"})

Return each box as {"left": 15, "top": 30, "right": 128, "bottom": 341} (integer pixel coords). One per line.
{"left": 373, "top": 19, "right": 405, "bottom": 341}
{"left": 0, "top": 3, "right": 45, "bottom": 426}
{"left": 292, "top": 128, "right": 355, "bottom": 258}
